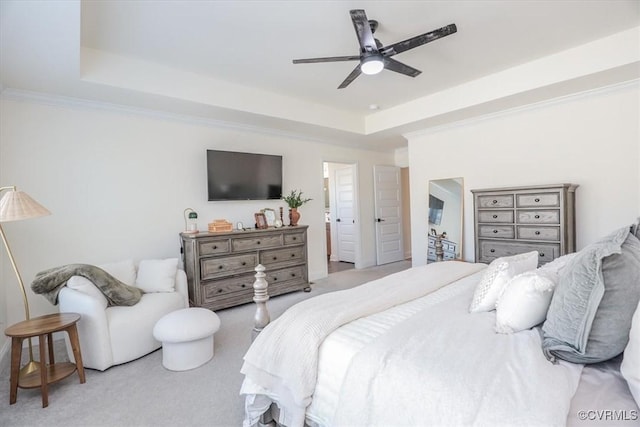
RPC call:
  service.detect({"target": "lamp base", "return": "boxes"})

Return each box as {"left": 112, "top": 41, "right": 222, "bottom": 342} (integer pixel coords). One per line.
{"left": 19, "top": 360, "right": 40, "bottom": 380}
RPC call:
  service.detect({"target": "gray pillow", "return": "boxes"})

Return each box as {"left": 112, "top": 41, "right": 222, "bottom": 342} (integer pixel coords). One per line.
{"left": 542, "top": 226, "right": 640, "bottom": 363}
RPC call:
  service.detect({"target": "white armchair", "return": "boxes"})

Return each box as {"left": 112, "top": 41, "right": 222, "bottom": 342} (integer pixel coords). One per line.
{"left": 58, "top": 259, "right": 189, "bottom": 371}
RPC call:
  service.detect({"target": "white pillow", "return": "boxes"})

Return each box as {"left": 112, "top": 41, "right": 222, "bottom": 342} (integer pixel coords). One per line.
{"left": 469, "top": 251, "right": 539, "bottom": 313}
{"left": 135, "top": 258, "right": 178, "bottom": 293}
{"left": 494, "top": 252, "right": 579, "bottom": 334}
{"left": 621, "top": 300, "right": 640, "bottom": 406}
{"left": 495, "top": 271, "right": 554, "bottom": 334}
{"left": 99, "top": 259, "right": 136, "bottom": 286}
{"left": 66, "top": 276, "right": 108, "bottom": 308}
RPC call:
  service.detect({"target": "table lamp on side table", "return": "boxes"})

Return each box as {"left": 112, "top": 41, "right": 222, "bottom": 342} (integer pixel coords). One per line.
{"left": 0, "top": 186, "right": 51, "bottom": 378}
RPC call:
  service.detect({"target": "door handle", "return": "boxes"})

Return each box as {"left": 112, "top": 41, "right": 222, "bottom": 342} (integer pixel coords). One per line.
{"left": 377, "top": 218, "right": 385, "bottom": 222}
{"left": 336, "top": 218, "right": 341, "bottom": 222}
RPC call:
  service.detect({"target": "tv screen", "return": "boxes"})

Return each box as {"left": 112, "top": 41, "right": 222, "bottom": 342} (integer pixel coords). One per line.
{"left": 429, "top": 194, "right": 444, "bottom": 225}
{"left": 207, "top": 150, "right": 283, "bottom": 201}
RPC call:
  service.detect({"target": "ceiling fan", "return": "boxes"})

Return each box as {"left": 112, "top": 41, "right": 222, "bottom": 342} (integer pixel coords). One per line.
{"left": 292, "top": 9, "right": 457, "bottom": 89}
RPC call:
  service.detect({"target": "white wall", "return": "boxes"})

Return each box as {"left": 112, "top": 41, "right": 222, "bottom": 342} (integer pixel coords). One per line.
{"left": 0, "top": 96, "right": 393, "bottom": 351}
{"left": 409, "top": 82, "right": 640, "bottom": 266}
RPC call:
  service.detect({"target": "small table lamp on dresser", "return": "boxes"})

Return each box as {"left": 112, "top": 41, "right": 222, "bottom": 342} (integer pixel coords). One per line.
{"left": 0, "top": 186, "right": 51, "bottom": 377}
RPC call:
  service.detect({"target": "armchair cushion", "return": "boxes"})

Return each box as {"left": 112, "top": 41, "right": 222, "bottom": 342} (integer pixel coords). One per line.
{"left": 135, "top": 258, "right": 179, "bottom": 293}
{"left": 99, "top": 259, "right": 137, "bottom": 285}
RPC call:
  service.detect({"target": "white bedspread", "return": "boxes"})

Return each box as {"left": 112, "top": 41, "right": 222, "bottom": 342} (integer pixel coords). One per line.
{"left": 240, "top": 261, "right": 486, "bottom": 427}
{"left": 331, "top": 275, "right": 584, "bottom": 426}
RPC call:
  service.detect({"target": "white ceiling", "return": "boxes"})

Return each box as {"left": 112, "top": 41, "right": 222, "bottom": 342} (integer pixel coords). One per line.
{"left": 1, "top": 1, "right": 639, "bottom": 151}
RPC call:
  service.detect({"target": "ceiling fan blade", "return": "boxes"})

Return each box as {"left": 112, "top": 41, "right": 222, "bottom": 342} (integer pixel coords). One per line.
{"left": 383, "top": 58, "right": 422, "bottom": 77}
{"left": 293, "top": 55, "right": 360, "bottom": 64}
{"left": 350, "top": 9, "right": 378, "bottom": 53}
{"left": 338, "top": 65, "right": 362, "bottom": 89}
{"left": 380, "top": 23, "right": 457, "bottom": 57}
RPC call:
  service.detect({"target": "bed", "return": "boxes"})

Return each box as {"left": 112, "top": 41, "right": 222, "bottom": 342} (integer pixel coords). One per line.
{"left": 240, "top": 224, "right": 640, "bottom": 427}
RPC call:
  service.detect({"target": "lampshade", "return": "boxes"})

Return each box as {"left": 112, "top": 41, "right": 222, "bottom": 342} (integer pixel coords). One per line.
{"left": 0, "top": 189, "right": 51, "bottom": 222}
{"left": 361, "top": 55, "right": 384, "bottom": 75}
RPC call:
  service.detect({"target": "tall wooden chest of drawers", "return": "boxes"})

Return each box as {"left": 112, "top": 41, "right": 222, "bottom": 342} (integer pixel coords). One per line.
{"left": 181, "top": 226, "right": 309, "bottom": 311}
{"left": 471, "top": 184, "right": 577, "bottom": 266}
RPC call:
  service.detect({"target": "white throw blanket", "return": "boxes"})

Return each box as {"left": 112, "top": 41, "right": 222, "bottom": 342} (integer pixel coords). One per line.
{"left": 240, "top": 261, "right": 487, "bottom": 427}
{"left": 332, "top": 277, "right": 584, "bottom": 426}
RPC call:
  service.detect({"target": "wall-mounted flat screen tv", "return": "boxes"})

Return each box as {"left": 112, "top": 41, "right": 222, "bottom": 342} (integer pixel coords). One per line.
{"left": 207, "top": 150, "right": 283, "bottom": 201}
{"left": 429, "top": 194, "right": 444, "bottom": 225}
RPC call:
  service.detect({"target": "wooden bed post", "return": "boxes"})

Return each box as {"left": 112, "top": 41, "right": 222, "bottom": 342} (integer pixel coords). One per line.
{"left": 252, "top": 264, "right": 271, "bottom": 341}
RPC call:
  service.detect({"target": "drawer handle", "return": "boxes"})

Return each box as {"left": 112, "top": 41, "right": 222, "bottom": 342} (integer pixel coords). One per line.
{"left": 535, "top": 198, "right": 540, "bottom": 202}
{"left": 292, "top": 237, "right": 297, "bottom": 241}
{"left": 273, "top": 256, "right": 278, "bottom": 261}
{"left": 291, "top": 253, "right": 296, "bottom": 258}
{"left": 291, "top": 273, "right": 296, "bottom": 277}
{"left": 241, "top": 284, "right": 246, "bottom": 288}
{"left": 535, "top": 231, "right": 541, "bottom": 235}
{"left": 492, "top": 199, "right": 498, "bottom": 204}
{"left": 218, "top": 265, "right": 224, "bottom": 270}
{"left": 539, "top": 253, "right": 545, "bottom": 257}
{"left": 492, "top": 214, "right": 498, "bottom": 219}
{"left": 493, "top": 229, "right": 498, "bottom": 233}
{"left": 218, "top": 289, "right": 223, "bottom": 293}
{"left": 490, "top": 249, "right": 495, "bottom": 253}
{"left": 241, "top": 262, "right": 246, "bottom": 266}
{"left": 534, "top": 215, "right": 540, "bottom": 219}
{"left": 212, "top": 245, "right": 218, "bottom": 250}
{"left": 272, "top": 277, "right": 278, "bottom": 281}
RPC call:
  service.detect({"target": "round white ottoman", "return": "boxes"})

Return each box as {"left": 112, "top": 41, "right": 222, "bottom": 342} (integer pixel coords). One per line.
{"left": 153, "top": 307, "right": 221, "bottom": 371}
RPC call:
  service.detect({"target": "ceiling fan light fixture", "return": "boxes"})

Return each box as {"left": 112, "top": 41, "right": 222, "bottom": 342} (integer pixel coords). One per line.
{"left": 360, "top": 55, "right": 384, "bottom": 75}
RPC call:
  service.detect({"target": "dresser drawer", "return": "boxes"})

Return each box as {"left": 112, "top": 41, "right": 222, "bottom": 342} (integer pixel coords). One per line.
{"left": 231, "top": 234, "right": 283, "bottom": 252}
{"left": 517, "top": 226, "right": 560, "bottom": 241}
{"left": 198, "top": 239, "right": 230, "bottom": 256}
{"left": 516, "top": 192, "right": 560, "bottom": 208}
{"left": 517, "top": 209, "right": 560, "bottom": 224}
{"left": 202, "top": 274, "right": 254, "bottom": 301}
{"left": 478, "top": 210, "right": 514, "bottom": 223}
{"left": 478, "top": 225, "right": 515, "bottom": 239}
{"left": 267, "top": 265, "right": 307, "bottom": 286}
{"left": 284, "top": 231, "right": 305, "bottom": 245}
{"left": 427, "top": 247, "right": 436, "bottom": 259}
{"left": 477, "top": 195, "right": 514, "bottom": 208}
{"left": 260, "top": 246, "right": 306, "bottom": 267}
{"left": 200, "top": 253, "right": 257, "bottom": 280}
{"left": 478, "top": 240, "right": 560, "bottom": 265}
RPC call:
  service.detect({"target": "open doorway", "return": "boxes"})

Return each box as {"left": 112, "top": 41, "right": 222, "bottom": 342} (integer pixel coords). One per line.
{"left": 323, "top": 162, "right": 358, "bottom": 274}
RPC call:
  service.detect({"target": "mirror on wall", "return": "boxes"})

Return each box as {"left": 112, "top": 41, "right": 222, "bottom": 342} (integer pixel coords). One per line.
{"left": 427, "top": 178, "right": 463, "bottom": 263}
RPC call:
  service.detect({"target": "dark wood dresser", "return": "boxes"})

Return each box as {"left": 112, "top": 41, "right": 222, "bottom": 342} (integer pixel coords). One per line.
{"left": 181, "top": 226, "right": 309, "bottom": 311}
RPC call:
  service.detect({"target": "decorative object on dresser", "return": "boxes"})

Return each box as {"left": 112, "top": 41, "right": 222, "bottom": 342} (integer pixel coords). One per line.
{"left": 209, "top": 219, "right": 233, "bottom": 233}
{"left": 282, "top": 189, "right": 312, "bottom": 226}
{"left": 471, "top": 183, "right": 577, "bottom": 266}
{"left": 183, "top": 208, "right": 199, "bottom": 233}
{"left": 254, "top": 213, "right": 268, "bottom": 229}
{"left": 181, "top": 226, "right": 309, "bottom": 311}
{"left": 0, "top": 186, "right": 51, "bottom": 379}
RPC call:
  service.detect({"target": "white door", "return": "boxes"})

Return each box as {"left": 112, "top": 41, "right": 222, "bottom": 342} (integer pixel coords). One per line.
{"left": 374, "top": 165, "right": 404, "bottom": 265}
{"left": 335, "top": 166, "right": 356, "bottom": 263}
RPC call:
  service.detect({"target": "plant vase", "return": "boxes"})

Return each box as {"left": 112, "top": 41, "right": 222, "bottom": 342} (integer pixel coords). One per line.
{"left": 289, "top": 208, "right": 300, "bottom": 226}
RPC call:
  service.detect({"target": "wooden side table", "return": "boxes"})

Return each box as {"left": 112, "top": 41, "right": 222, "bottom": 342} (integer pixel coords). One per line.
{"left": 4, "top": 313, "right": 86, "bottom": 408}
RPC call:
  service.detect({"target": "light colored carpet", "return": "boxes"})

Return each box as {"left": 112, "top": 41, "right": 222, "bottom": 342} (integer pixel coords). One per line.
{"left": 0, "top": 261, "right": 410, "bottom": 427}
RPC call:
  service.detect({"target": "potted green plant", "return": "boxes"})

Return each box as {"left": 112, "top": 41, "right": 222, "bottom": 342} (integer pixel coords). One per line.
{"left": 282, "top": 190, "right": 312, "bottom": 226}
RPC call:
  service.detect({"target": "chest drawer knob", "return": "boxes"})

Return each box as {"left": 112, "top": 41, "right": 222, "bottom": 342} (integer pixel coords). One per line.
{"left": 292, "top": 237, "right": 297, "bottom": 241}
{"left": 492, "top": 214, "right": 498, "bottom": 219}
{"left": 241, "top": 284, "right": 246, "bottom": 288}
{"left": 534, "top": 215, "right": 540, "bottom": 219}
{"left": 492, "top": 199, "right": 498, "bottom": 204}
{"left": 218, "top": 265, "right": 224, "bottom": 270}
{"left": 493, "top": 229, "right": 498, "bottom": 233}
{"left": 213, "top": 245, "right": 218, "bottom": 249}
{"left": 257, "top": 241, "right": 261, "bottom": 245}
{"left": 218, "top": 289, "right": 223, "bottom": 293}
{"left": 539, "top": 252, "right": 545, "bottom": 257}
{"left": 291, "top": 273, "right": 296, "bottom": 277}
{"left": 291, "top": 253, "right": 296, "bottom": 258}
{"left": 273, "top": 256, "right": 278, "bottom": 261}
{"left": 272, "top": 277, "right": 278, "bottom": 281}
{"left": 535, "top": 198, "right": 540, "bottom": 202}
{"left": 535, "top": 231, "right": 541, "bottom": 235}
{"left": 490, "top": 249, "right": 495, "bottom": 253}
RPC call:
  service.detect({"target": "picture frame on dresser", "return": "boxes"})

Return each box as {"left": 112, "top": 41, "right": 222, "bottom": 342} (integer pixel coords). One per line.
{"left": 254, "top": 213, "right": 268, "bottom": 229}
{"left": 471, "top": 183, "right": 577, "bottom": 266}
{"left": 261, "top": 208, "right": 276, "bottom": 227}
